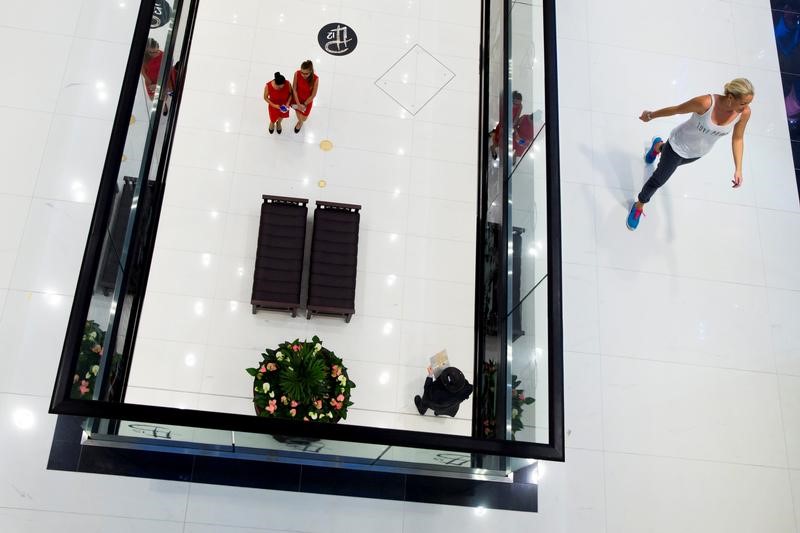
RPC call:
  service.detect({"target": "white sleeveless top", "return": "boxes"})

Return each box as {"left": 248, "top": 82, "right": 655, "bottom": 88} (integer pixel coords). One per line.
{"left": 668, "top": 94, "right": 740, "bottom": 159}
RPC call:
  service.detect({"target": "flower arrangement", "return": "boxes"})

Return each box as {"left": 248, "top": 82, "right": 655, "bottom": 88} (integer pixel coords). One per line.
{"left": 246, "top": 336, "right": 355, "bottom": 422}
{"left": 479, "top": 360, "right": 534, "bottom": 440}
{"left": 510, "top": 374, "right": 535, "bottom": 437}
{"left": 71, "top": 320, "right": 120, "bottom": 399}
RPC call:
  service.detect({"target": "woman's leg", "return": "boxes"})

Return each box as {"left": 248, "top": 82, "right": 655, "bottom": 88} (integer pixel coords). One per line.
{"left": 294, "top": 111, "right": 307, "bottom": 133}
{"left": 636, "top": 141, "right": 683, "bottom": 207}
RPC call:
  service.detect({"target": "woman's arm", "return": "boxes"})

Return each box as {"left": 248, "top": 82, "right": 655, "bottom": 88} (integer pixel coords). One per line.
{"left": 263, "top": 84, "right": 278, "bottom": 108}
{"left": 141, "top": 65, "right": 155, "bottom": 92}
{"left": 639, "top": 95, "right": 710, "bottom": 122}
{"left": 305, "top": 78, "right": 319, "bottom": 105}
{"left": 291, "top": 72, "right": 300, "bottom": 105}
{"left": 284, "top": 83, "right": 293, "bottom": 106}
{"left": 731, "top": 106, "right": 751, "bottom": 188}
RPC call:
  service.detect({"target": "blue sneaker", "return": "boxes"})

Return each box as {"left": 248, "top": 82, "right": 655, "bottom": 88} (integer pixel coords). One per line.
{"left": 644, "top": 136, "right": 663, "bottom": 165}
{"left": 626, "top": 202, "right": 645, "bottom": 231}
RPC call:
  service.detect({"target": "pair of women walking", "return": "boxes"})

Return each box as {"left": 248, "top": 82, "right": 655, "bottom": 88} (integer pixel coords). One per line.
{"left": 627, "top": 77, "right": 755, "bottom": 230}
{"left": 263, "top": 60, "right": 319, "bottom": 135}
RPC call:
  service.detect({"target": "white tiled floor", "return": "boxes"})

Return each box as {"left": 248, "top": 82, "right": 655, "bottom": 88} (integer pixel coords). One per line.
{"left": 0, "top": 0, "right": 798, "bottom": 531}
{"left": 129, "top": 0, "right": 480, "bottom": 434}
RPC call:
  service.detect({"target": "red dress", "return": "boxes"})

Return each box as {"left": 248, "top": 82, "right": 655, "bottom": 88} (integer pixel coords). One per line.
{"left": 266, "top": 81, "right": 291, "bottom": 122}
{"left": 513, "top": 114, "right": 534, "bottom": 157}
{"left": 293, "top": 70, "right": 318, "bottom": 117}
{"left": 142, "top": 50, "right": 164, "bottom": 99}
{"left": 491, "top": 100, "right": 522, "bottom": 151}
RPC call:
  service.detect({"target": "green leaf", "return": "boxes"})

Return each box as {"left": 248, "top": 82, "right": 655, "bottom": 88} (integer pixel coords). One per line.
{"left": 278, "top": 352, "right": 327, "bottom": 403}
{"left": 246, "top": 368, "right": 258, "bottom": 376}
{"left": 524, "top": 397, "right": 535, "bottom": 405}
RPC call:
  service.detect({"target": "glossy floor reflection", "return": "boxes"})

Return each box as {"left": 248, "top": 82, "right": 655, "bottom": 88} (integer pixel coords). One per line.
{"left": 128, "top": 0, "right": 480, "bottom": 435}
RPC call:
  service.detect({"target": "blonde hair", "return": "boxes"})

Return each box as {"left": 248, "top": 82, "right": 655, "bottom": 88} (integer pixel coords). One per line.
{"left": 724, "top": 78, "right": 754, "bottom": 99}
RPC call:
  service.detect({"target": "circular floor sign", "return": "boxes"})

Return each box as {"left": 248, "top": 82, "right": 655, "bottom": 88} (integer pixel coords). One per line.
{"left": 318, "top": 22, "right": 358, "bottom": 56}
{"left": 151, "top": 0, "right": 172, "bottom": 28}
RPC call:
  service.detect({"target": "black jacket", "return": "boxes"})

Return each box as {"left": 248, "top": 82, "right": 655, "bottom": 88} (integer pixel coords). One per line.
{"left": 421, "top": 376, "right": 474, "bottom": 415}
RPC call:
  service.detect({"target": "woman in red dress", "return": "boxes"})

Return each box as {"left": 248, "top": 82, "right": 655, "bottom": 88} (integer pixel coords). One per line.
{"left": 141, "top": 38, "right": 164, "bottom": 100}
{"left": 291, "top": 60, "right": 319, "bottom": 133}
{"left": 264, "top": 72, "right": 292, "bottom": 134}
{"left": 490, "top": 91, "right": 523, "bottom": 159}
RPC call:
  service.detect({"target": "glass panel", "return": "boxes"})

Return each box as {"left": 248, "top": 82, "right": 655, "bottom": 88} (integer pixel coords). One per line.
{"left": 90, "top": 419, "right": 234, "bottom": 450}
{"left": 234, "top": 431, "right": 388, "bottom": 465}
{"left": 509, "top": 128, "right": 547, "bottom": 307}
{"left": 508, "top": 456, "right": 537, "bottom": 474}
{"left": 504, "top": 0, "right": 549, "bottom": 446}
{"left": 508, "top": 276, "right": 548, "bottom": 444}
{"left": 375, "top": 446, "right": 509, "bottom": 477}
{"left": 509, "top": 0, "right": 545, "bottom": 173}
{"left": 477, "top": 0, "right": 511, "bottom": 446}
{"left": 117, "top": 420, "right": 233, "bottom": 450}
{"left": 69, "top": 0, "right": 187, "bottom": 403}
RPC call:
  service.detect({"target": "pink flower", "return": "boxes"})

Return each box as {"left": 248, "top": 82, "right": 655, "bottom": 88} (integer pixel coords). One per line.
{"left": 336, "top": 394, "right": 344, "bottom": 402}
{"left": 334, "top": 402, "right": 343, "bottom": 410}
{"left": 331, "top": 365, "right": 341, "bottom": 377}
{"left": 290, "top": 408, "right": 297, "bottom": 416}
{"left": 259, "top": 365, "right": 267, "bottom": 373}
{"left": 518, "top": 393, "right": 525, "bottom": 401}
{"left": 265, "top": 399, "right": 277, "bottom": 414}
{"left": 303, "top": 417, "right": 309, "bottom": 422}
{"left": 291, "top": 400, "right": 298, "bottom": 408}
{"left": 314, "top": 400, "right": 322, "bottom": 409}
{"left": 292, "top": 344, "right": 301, "bottom": 352}
{"left": 280, "top": 396, "right": 288, "bottom": 405}
{"left": 79, "top": 380, "right": 90, "bottom": 395}
{"left": 266, "top": 363, "right": 277, "bottom": 371}
{"left": 91, "top": 344, "right": 103, "bottom": 355}
{"left": 330, "top": 399, "right": 337, "bottom": 406}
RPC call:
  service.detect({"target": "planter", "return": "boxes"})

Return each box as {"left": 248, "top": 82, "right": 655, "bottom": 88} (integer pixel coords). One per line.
{"left": 247, "top": 336, "right": 355, "bottom": 423}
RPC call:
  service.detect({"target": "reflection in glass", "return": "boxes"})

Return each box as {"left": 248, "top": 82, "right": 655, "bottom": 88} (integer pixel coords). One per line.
{"left": 509, "top": 277, "right": 548, "bottom": 443}
{"left": 476, "top": 0, "right": 551, "bottom": 445}
{"left": 70, "top": 0, "right": 186, "bottom": 404}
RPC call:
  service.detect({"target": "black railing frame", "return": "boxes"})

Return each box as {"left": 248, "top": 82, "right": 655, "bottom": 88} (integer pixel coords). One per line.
{"left": 542, "top": 0, "right": 565, "bottom": 460}
{"left": 100, "top": 0, "right": 190, "bottom": 406}
{"left": 50, "top": 0, "right": 565, "bottom": 463}
{"left": 115, "top": 0, "right": 199, "bottom": 408}
{"left": 51, "top": 0, "right": 158, "bottom": 408}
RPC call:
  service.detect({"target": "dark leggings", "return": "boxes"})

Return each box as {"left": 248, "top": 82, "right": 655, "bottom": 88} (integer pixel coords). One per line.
{"left": 638, "top": 140, "right": 700, "bottom": 203}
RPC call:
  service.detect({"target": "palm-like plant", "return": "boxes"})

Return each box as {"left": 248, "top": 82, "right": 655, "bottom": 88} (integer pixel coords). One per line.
{"left": 247, "top": 337, "right": 356, "bottom": 422}
{"left": 279, "top": 351, "right": 328, "bottom": 404}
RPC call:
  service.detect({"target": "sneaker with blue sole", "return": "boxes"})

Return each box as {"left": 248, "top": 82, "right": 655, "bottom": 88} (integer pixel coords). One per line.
{"left": 626, "top": 202, "right": 644, "bottom": 231}
{"left": 644, "top": 136, "right": 663, "bottom": 165}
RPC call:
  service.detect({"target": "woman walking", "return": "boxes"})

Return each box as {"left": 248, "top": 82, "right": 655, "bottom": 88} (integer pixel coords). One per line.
{"left": 264, "top": 72, "right": 292, "bottom": 134}
{"left": 627, "top": 78, "right": 754, "bottom": 230}
{"left": 291, "top": 60, "right": 319, "bottom": 133}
